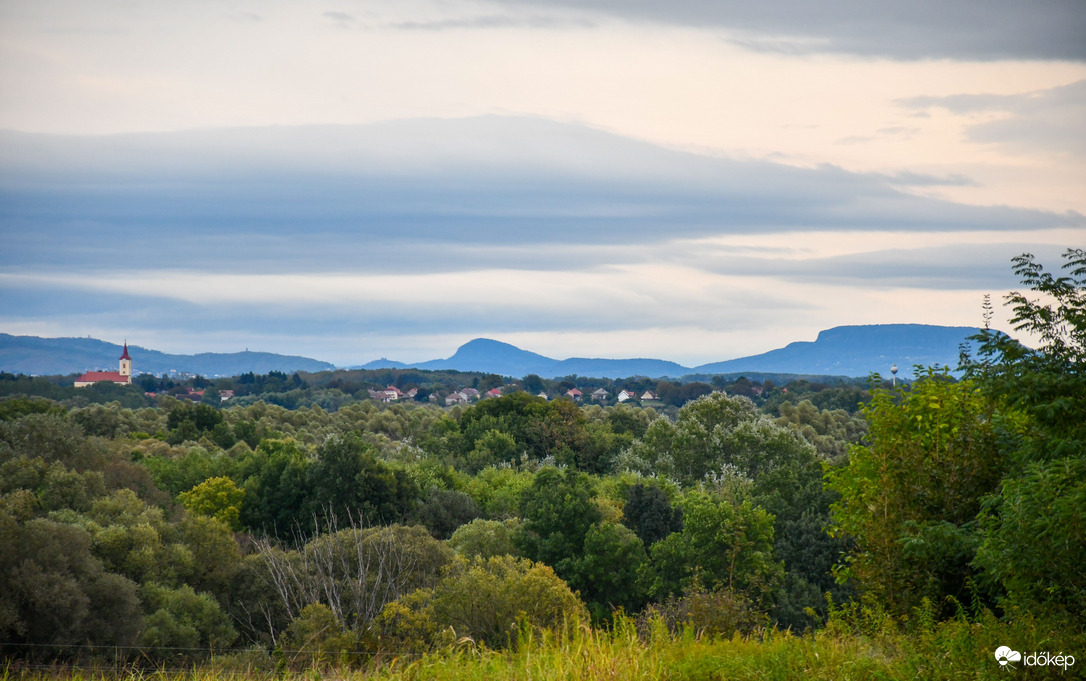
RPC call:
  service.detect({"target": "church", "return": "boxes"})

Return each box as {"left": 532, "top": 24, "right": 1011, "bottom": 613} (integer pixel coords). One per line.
{"left": 74, "top": 343, "right": 133, "bottom": 388}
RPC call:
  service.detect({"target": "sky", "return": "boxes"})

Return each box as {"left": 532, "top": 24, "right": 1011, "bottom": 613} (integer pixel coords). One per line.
{"left": 1, "top": 0, "right": 1084, "bottom": 368}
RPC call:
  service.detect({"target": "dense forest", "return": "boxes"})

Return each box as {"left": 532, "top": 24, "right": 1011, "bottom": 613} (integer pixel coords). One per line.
{"left": 1, "top": 250, "right": 1083, "bottom": 679}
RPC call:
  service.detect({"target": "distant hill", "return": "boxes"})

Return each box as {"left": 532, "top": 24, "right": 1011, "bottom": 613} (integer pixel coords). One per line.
{"left": 2, "top": 324, "right": 983, "bottom": 380}
{"left": 356, "top": 358, "right": 411, "bottom": 370}
{"left": 693, "top": 324, "right": 980, "bottom": 378}
{"left": 407, "top": 339, "right": 689, "bottom": 379}
{"left": 0, "top": 334, "right": 334, "bottom": 377}
{"left": 365, "top": 325, "right": 981, "bottom": 379}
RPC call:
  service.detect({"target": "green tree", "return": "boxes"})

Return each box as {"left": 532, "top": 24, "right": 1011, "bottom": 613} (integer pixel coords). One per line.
{"left": 238, "top": 439, "right": 311, "bottom": 533}
{"left": 466, "top": 429, "right": 518, "bottom": 472}
{"left": 622, "top": 482, "right": 682, "bottom": 547}
{"left": 138, "top": 582, "right": 237, "bottom": 654}
{"left": 375, "top": 555, "right": 587, "bottom": 651}
{"left": 522, "top": 374, "right": 546, "bottom": 395}
{"left": 176, "top": 514, "right": 242, "bottom": 599}
{"left": 514, "top": 467, "right": 601, "bottom": 584}
{"left": 825, "top": 371, "right": 1003, "bottom": 616}
{"left": 281, "top": 603, "right": 355, "bottom": 669}
{"left": 0, "top": 413, "right": 105, "bottom": 471}
{"left": 179, "top": 476, "right": 245, "bottom": 530}
{"left": 649, "top": 491, "right": 782, "bottom": 610}
{"left": 448, "top": 518, "right": 520, "bottom": 559}
{"left": 0, "top": 514, "right": 142, "bottom": 647}
{"left": 963, "top": 248, "right": 1086, "bottom": 621}
{"left": 776, "top": 399, "right": 867, "bottom": 463}
{"left": 166, "top": 402, "right": 225, "bottom": 445}
{"left": 622, "top": 392, "right": 811, "bottom": 485}
{"left": 306, "top": 434, "right": 417, "bottom": 528}
{"left": 415, "top": 487, "right": 481, "bottom": 539}
{"left": 577, "top": 522, "right": 649, "bottom": 616}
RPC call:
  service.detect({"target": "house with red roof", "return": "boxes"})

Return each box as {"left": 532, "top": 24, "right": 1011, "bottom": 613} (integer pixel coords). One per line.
{"left": 74, "top": 343, "right": 133, "bottom": 388}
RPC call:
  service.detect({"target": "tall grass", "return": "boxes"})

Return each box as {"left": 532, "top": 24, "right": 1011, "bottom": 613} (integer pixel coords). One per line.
{"left": 5, "top": 608, "right": 1082, "bottom": 680}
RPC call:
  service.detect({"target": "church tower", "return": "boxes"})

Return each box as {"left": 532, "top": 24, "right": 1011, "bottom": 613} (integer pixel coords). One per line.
{"left": 119, "top": 342, "right": 132, "bottom": 379}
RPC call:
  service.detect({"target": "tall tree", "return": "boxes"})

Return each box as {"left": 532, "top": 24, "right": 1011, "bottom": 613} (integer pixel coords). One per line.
{"left": 825, "top": 371, "right": 1002, "bottom": 617}
{"left": 963, "top": 248, "right": 1086, "bottom": 621}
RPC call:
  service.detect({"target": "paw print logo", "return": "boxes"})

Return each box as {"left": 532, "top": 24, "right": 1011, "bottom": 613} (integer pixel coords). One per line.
{"left": 995, "top": 646, "right": 1022, "bottom": 668}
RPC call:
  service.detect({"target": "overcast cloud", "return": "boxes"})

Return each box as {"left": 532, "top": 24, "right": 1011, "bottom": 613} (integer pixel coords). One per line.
{"left": 488, "top": 0, "right": 1086, "bottom": 61}
{"left": 1, "top": 1, "right": 1084, "bottom": 366}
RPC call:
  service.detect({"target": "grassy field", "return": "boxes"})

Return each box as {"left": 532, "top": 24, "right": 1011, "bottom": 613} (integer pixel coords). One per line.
{"left": 6, "top": 608, "right": 1080, "bottom": 681}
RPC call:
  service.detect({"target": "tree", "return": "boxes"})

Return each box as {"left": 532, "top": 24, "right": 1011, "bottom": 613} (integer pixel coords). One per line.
{"left": 963, "top": 248, "right": 1086, "bottom": 621}
{"left": 415, "top": 487, "right": 481, "bottom": 540}
{"left": 80, "top": 489, "right": 194, "bottom": 588}
{"left": 622, "top": 483, "right": 682, "bottom": 547}
{"left": 522, "top": 374, "right": 546, "bottom": 395}
{"left": 138, "top": 582, "right": 237, "bottom": 654}
{"left": 964, "top": 248, "right": 1086, "bottom": 461}
{"left": 166, "top": 402, "right": 225, "bottom": 445}
{"left": 179, "top": 476, "right": 245, "bottom": 531}
{"left": 622, "top": 392, "right": 811, "bottom": 485}
{"left": 649, "top": 491, "right": 782, "bottom": 609}
{"left": 176, "top": 514, "right": 242, "bottom": 599}
{"left": 280, "top": 603, "right": 355, "bottom": 669}
{"left": 825, "top": 371, "right": 1002, "bottom": 617}
{"left": 257, "top": 524, "right": 453, "bottom": 634}
{"left": 577, "top": 522, "right": 649, "bottom": 616}
{"left": 375, "top": 555, "right": 587, "bottom": 651}
{"left": 0, "top": 413, "right": 105, "bottom": 471}
{"left": 238, "top": 439, "right": 311, "bottom": 534}
{"left": 466, "top": 429, "right": 517, "bottom": 472}
{"left": 0, "top": 514, "right": 142, "bottom": 648}
{"left": 306, "top": 434, "right": 417, "bottom": 528}
{"left": 448, "top": 518, "right": 520, "bottom": 559}
{"left": 776, "top": 399, "right": 867, "bottom": 463}
{"left": 514, "top": 467, "right": 601, "bottom": 584}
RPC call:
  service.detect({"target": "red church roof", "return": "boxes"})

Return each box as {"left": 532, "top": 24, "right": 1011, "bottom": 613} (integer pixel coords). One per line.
{"left": 77, "top": 371, "right": 128, "bottom": 383}
{"left": 120, "top": 342, "right": 131, "bottom": 360}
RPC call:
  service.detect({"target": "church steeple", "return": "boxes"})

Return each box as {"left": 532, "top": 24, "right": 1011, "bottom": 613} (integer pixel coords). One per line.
{"left": 119, "top": 341, "right": 132, "bottom": 378}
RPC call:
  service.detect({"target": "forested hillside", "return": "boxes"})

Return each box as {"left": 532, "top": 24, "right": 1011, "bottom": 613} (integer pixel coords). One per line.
{"left": 1, "top": 250, "right": 1083, "bottom": 679}
{"left": 0, "top": 336, "right": 334, "bottom": 377}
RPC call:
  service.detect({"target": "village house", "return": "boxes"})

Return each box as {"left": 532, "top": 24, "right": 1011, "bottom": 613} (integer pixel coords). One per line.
{"left": 368, "top": 385, "right": 405, "bottom": 402}
{"left": 445, "top": 391, "right": 470, "bottom": 406}
{"left": 591, "top": 388, "right": 609, "bottom": 401}
{"left": 617, "top": 389, "right": 637, "bottom": 403}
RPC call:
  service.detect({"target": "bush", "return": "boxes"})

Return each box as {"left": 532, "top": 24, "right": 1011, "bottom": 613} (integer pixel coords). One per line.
{"left": 375, "top": 555, "right": 588, "bottom": 651}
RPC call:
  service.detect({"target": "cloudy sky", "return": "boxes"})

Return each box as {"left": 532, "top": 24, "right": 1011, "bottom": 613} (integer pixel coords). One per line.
{"left": 1, "top": 0, "right": 1084, "bottom": 367}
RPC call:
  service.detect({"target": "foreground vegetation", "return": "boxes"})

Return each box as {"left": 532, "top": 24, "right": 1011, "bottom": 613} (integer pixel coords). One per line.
{"left": 2, "top": 249, "right": 1083, "bottom": 679}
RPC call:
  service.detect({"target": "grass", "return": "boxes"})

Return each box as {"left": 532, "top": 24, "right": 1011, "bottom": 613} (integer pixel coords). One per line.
{"left": 5, "top": 609, "right": 1082, "bottom": 681}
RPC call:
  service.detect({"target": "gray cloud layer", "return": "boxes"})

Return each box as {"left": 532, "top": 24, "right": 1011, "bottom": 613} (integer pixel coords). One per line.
{"left": 901, "top": 79, "right": 1086, "bottom": 156}
{"left": 487, "top": 0, "right": 1086, "bottom": 61}
{"left": 2, "top": 117, "right": 1078, "bottom": 276}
